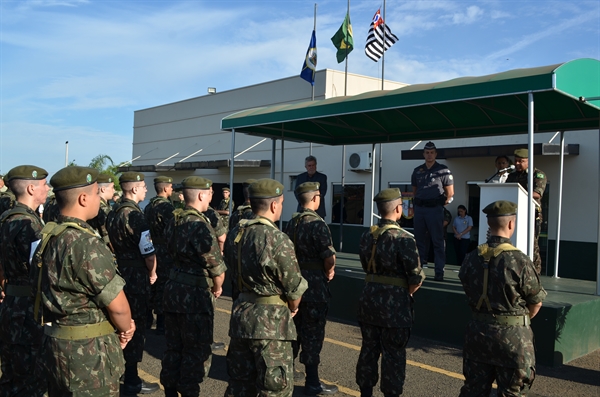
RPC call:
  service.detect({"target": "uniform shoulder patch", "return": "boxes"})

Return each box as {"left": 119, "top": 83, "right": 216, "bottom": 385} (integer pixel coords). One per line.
{"left": 536, "top": 173, "right": 544, "bottom": 179}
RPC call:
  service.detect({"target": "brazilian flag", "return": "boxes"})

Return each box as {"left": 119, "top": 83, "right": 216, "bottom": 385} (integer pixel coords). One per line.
{"left": 331, "top": 13, "right": 354, "bottom": 63}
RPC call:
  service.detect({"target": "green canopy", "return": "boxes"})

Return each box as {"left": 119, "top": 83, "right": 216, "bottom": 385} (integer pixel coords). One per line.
{"left": 221, "top": 58, "right": 600, "bottom": 145}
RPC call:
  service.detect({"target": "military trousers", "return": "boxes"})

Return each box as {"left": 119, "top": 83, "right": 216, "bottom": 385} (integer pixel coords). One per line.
{"left": 533, "top": 218, "right": 542, "bottom": 274}
{"left": 292, "top": 301, "right": 328, "bottom": 366}
{"left": 459, "top": 357, "right": 535, "bottom": 397}
{"left": 414, "top": 205, "right": 446, "bottom": 276}
{"left": 160, "top": 312, "right": 213, "bottom": 396}
{"left": 225, "top": 338, "right": 293, "bottom": 397}
{"left": 355, "top": 323, "right": 411, "bottom": 396}
{"left": 122, "top": 292, "right": 148, "bottom": 364}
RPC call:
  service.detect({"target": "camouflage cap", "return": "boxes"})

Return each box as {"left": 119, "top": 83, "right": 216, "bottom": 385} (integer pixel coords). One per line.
{"left": 424, "top": 141, "right": 437, "bottom": 150}
{"left": 373, "top": 188, "right": 402, "bottom": 203}
{"left": 243, "top": 178, "right": 257, "bottom": 187}
{"left": 182, "top": 176, "right": 212, "bottom": 189}
{"left": 154, "top": 176, "right": 173, "bottom": 184}
{"left": 295, "top": 182, "right": 320, "bottom": 195}
{"left": 119, "top": 171, "right": 145, "bottom": 183}
{"left": 222, "top": 186, "right": 230, "bottom": 192}
{"left": 50, "top": 166, "right": 99, "bottom": 192}
{"left": 248, "top": 178, "right": 284, "bottom": 198}
{"left": 483, "top": 200, "right": 517, "bottom": 217}
{"left": 97, "top": 173, "right": 114, "bottom": 184}
{"left": 514, "top": 148, "right": 528, "bottom": 158}
{"left": 5, "top": 165, "right": 49, "bottom": 182}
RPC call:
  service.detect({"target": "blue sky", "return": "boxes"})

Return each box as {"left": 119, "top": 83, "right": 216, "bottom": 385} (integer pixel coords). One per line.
{"left": 1, "top": 0, "right": 599, "bottom": 176}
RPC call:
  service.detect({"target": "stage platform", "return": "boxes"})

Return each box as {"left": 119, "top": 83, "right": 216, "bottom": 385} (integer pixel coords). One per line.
{"left": 328, "top": 252, "right": 600, "bottom": 367}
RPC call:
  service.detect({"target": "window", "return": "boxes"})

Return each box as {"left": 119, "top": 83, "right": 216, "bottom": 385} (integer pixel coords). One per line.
{"left": 289, "top": 175, "right": 297, "bottom": 191}
{"left": 331, "top": 184, "right": 365, "bottom": 225}
{"left": 389, "top": 182, "right": 414, "bottom": 229}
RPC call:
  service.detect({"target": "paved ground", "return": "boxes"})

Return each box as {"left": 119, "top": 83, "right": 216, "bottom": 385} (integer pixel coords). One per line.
{"left": 133, "top": 295, "right": 599, "bottom": 397}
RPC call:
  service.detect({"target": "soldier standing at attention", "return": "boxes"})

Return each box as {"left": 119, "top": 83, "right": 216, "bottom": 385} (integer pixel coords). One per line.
{"left": 107, "top": 171, "right": 159, "bottom": 395}
{"left": 505, "top": 148, "right": 547, "bottom": 274}
{"left": 224, "top": 179, "right": 308, "bottom": 397}
{"left": 216, "top": 186, "right": 231, "bottom": 228}
{"left": 411, "top": 141, "right": 454, "bottom": 281}
{"left": 143, "top": 176, "right": 175, "bottom": 335}
{"left": 160, "top": 177, "right": 226, "bottom": 397}
{"left": 228, "top": 179, "right": 256, "bottom": 230}
{"left": 203, "top": 186, "right": 227, "bottom": 253}
{"left": 0, "top": 165, "right": 49, "bottom": 396}
{"left": 87, "top": 173, "right": 116, "bottom": 248}
{"left": 356, "top": 188, "right": 425, "bottom": 397}
{"left": 42, "top": 194, "right": 60, "bottom": 224}
{"left": 283, "top": 182, "right": 338, "bottom": 395}
{"left": 0, "top": 174, "right": 16, "bottom": 216}
{"left": 32, "top": 166, "right": 135, "bottom": 396}
{"left": 459, "top": 200, "right": 546, "bottom": 396}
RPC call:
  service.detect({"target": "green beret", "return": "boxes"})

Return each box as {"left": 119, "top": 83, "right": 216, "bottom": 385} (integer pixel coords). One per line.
{"left": 120, "top": 172, "right": 145, "bottom": 183}
{"left": 248, "top": 178, "right": 284, "bottom": 199}
{"left": 97, "top": 173, "right": 114, "bottom": 184}
{"left": 182, "top": 176, "right": 212, "bottom": 189}
{"left": 483, "top": 200, "right": 517, "bottom": 217}
{"left": 154, "top": 176, "right": 173, "bottom": 184}
{"left": 514, "top": 148, "right": 528, "bottom": 158}
{"left": 295, "top": 182, "right": 320, "bottom": 195}
{"left": 374, "top": 188, "right": 402, "bottom": 203}
{"left": 50, "top": 166, "right": 98, "bottom": 192}
{"left": 222, "top": 186, "right": 230, "bottom": 192}
{"left": 243, "top": 178, "right": 257, "bottom": 187}
{"left": 5, "top": 165, "right": 48, "bottom": 182}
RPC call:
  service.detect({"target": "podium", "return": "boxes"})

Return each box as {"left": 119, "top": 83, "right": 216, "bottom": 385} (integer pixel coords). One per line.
{"left": 477, "top": 183, "right": 533, "bottom": 252}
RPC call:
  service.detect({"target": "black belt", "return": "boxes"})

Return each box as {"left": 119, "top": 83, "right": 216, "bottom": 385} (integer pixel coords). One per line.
{"left": 169, "top": 269, "right": 213, "bottom": 289}
{"left": 414, "top": 196, "right": 444, "bottom": 207}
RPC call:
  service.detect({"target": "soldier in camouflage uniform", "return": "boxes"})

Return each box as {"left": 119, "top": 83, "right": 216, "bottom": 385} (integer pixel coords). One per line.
{"left": 143, "top": 176, "right": 175, "bottom": 335}
{"left": 216, "top": 186, "right": 231, "bottom": 228}
{"left": 87, "top": 173, "right": 115, "bottom": 248}
{"left": 160, "top": 177, "right": 227, "bottom": 397}
{"left": 356, "top": 188, "right": 425, "bottom": 397}
{"left": 459, "top": 200, "right": 547, "bottom": 397}
{"left": 31, "top": 166, "right": 136, "bottom": 396}
{"left": 203, "top": 186, "right": 227, "bottom": 253}
{"left": 42, "top": 195, "right": 60, "bottom": 224}
{"left": 106, "top": 171, "right": 160, "bottom": 395}
{"left": 224, "top": 179, "right": 308, "bottom": 397}
{"left": 505, "top": 148, "right": 547, "bottom": 274}
{"left": 283, "top": 182, "right": 338, "bottom": 395}
{"left": 0, "top": 165, "right": 49, "bottom": 396}
{"left": 228, "top": 179, "right": 257, "bottom": 230}
{"left": 0, "top": 174, "right": 16, "bottom": 216}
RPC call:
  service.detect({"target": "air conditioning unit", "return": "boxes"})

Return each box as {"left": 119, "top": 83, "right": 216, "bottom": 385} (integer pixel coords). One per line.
{"left": 348, "top": 152, "right": 372, "bottom": 172}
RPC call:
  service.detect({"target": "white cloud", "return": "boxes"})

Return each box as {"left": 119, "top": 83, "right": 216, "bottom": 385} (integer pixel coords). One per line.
{"left": 450, "top": 5, "right": 484, "bottom": 24}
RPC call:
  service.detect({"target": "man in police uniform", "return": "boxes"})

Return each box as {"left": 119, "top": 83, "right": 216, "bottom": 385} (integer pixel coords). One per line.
{"left": 216, "top": 186, "right": 231, "bottom": 227}
{"left": 87, "top": 173, "right": 115, "bottom": 248}
{"left": 356, "top": 188, "right": 425, "bottom": 397}
{"left": 228, "top": 179, "right": 256, "bottom": 229}
{"left": 459, "top": 200, "right": 546, "bottom": 397}
{"left": 506, "top": 148, "right": 547, "bottom": 274}
{"left": 144, "top": 175, "right": 175, "bottom": 335}
{"left": 0, "top": 165, "right": 49, "bottom": 396}
{"left": 283, "top": 182, "right": 338, "bottom": 395}
{"left": 411, "top": 141, "right": 454, "bottom": 281}
{"left": 160, "top": 177, "right": 227, "bottom": 397}
{"left": 106, "top": 171, "right": 159, "bottom": 395}
{"left": 32, "top": 166, "right": 135, "bottom": 396}
{"left": 224, "top": 179, "right": 308, "bottom": 397}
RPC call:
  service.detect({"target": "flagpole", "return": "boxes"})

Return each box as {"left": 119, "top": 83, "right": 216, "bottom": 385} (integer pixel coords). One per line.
{"left": 382, "top": 0, "right": 386, "bottom": 90}
{"left": 309, "top": 3, "right": 317, "bottom": 156}
{"left": 344, "top": 0, "right": 349, "bottom": 96}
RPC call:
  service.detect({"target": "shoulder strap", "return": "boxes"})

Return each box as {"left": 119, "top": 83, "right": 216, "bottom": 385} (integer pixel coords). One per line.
{"left": 291, "top": 211, "right": 316, "bottom": 253}
{"left": 367, "top": 224, "right": 402, "bottom": 273}
{"left": 233, "top": 218, "right": 277, "bottom": 293}
{"left": 173, "top": 208, "right": 210, "bottom": 224}
{"left": 0, "top": 205, "right": 36, "bottom": 224}
{"left": 475, "top": 243, "right": 521, "bottom": 311}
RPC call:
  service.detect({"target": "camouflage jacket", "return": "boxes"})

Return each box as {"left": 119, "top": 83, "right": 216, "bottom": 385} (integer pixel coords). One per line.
{"left": 143, "top": 196, "right": 175, "bottom": 266}
{"left": 106, "top": 198, "right": 155, "bottom": 295}
{"left": 0, "top": 190, "right": 15, "bottom": 217}
{"left": 228, "top": 202, "right": 255, "bottom": 229}
{"left": 459, "top": 236, "right": 547, "bottom": 368}
{"left": 506, "top": 168, "right": 547, "bottom": 207}
{"left": 204, "top": 206, "right": 227, "bottom": 237}
{"left": 358, "top": 219, "right": 425, "bottom": 328}
{"left": 217, "top": 198, "right": 230, "bottom": 212}
{"left": 42, "top": 196, "right": 60, "bottom": 224}
{"left": 87, "top": 198, "right": 112, "bottom": 245}
{"left": 164, "top": 206, "right": 226, "bottom": 314}
{"left": 224, "top": 216, "right": 308, "bottom": 340}
{"left": 283, "top": 208, "right": 336, "bottom": 302}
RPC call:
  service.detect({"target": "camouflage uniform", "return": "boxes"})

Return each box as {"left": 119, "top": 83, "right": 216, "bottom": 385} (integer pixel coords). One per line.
{"left": 0, "top": 189, "right": 16, "bottom": 217}
{"left": 224, "top": 216, "right": 308, "bottom": 397}
{"left": 204, "top": 206, "right": 228, "bottom": 240}
{"left": 42, "top": 196, "right": 60, "bottom": 224}
{"left": 106, "top": 198, "right": 155, "bottom": 366}
{"left": 0, "top": 203, "right": 46, "bottom": 396}
{"left": 283, "top": 208, "right": 335, "bottom": 367}
{"left": 144, "top": 196, "right": 175, "bottom": 317}
{"left": 33, "top": 215, "right": 126, "bottom": 396}
{"left": 160, "top": 206, "right": 226, "bottom": 396}
{"left": 228, "top": 202, "right": 255, "bottom": 230}
{"left": 505, "top": 169, "right": 547, "bottom": 273}
{"left": 356, "top": 219, "right": 425, "bottom": 396}
{"left": 87, "top": 198, "right": 112, "bottom": 248}
{"left": 458, "top": 236, "right": 547, "bottom": 397}
{"left": 217, "top": 197, "right": 231, "bottom": 228}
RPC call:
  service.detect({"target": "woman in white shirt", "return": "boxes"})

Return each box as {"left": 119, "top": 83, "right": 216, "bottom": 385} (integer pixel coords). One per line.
{"left": 453, "top": 205, "right": 473, "bottom": 266}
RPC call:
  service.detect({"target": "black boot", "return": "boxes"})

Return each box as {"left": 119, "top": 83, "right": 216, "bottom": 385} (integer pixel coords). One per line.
{"left": 360, "top": 387, "right": 373, "bottom": 397}
{"left": 304, "top": 365, "right": 338, "bottom": 395}
{"left": 155, "top": 314, "right": 165, "bottom": 335}
{"left": 164, "top": 387, "right": 178, "bottom": 397}
{"left": 122, "top": 364, "right": 160, "bottom": 395}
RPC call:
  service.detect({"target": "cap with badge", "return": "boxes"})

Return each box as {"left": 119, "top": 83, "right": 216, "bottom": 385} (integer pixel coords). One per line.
{"left": 119, "top": 172, "right": 145, "bottom": 183}
{"left": 248, "top": 179, "right": 284, "bottom": 199}
{"left": 222, "top": 186, "right": 230, "bottom": 192}
{"left": 97, "top": 173, "right": 114, "bottom": 184}
{"left": 424, "top": 141, "right": 437, "bottom": 150}
{"left": 483, "top": 200, "right": 517, "bottom": 218}
{"left": 514, "top": 148, "right": 528, "bottom": 158}
{"left": 295, "top": 182, "right": 320, "bottom": 195}
{"left": 182, "top": 176, "right": 212, "bottom": 189}
{"left": 5, "top": 165, "right": 48, "bottom": 182}
{"left": 154, "top": 176, "right": 173, "bottom": 184}
{"left": 243, "top": 179, "right": 257, "bottom": 187}
{"left": 373, "top": 188, "right": 402, "bottom": 203}
{"left": 50, "top": 166, "right": 99, "bottom": 192}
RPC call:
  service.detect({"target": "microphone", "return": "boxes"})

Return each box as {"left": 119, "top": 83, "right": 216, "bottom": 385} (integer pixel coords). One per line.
{"left": 498, "top": 165, "right": 515, "bottom": 173}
